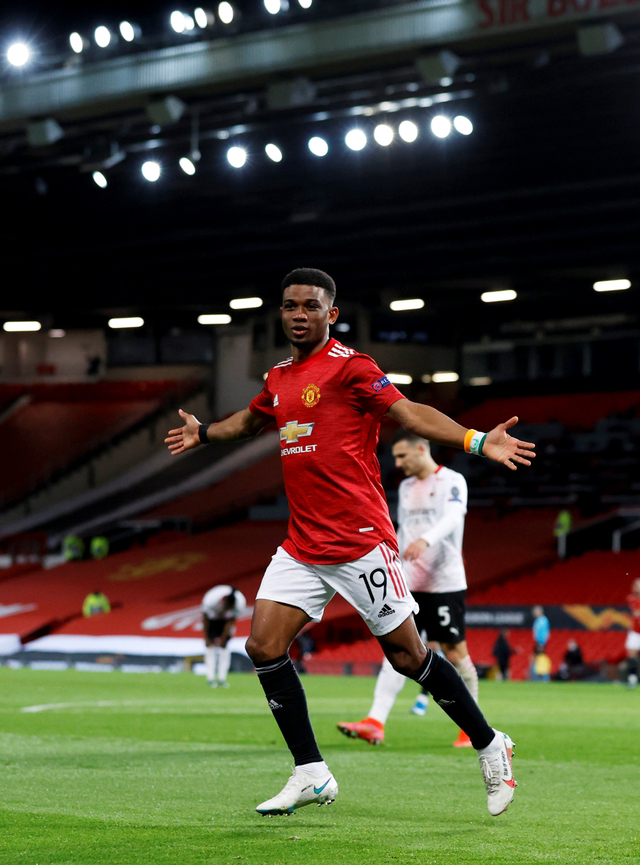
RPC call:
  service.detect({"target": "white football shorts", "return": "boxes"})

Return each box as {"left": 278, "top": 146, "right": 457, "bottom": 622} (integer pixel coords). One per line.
{"left": 625, "top": 630, "right": 640, "bottom": 652}
{"left": 256, "top": 543, "right": 419, "bottom": 637}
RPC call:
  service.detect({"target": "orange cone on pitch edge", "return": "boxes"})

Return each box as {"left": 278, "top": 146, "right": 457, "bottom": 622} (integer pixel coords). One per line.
{"left": 453, "top": 729, "right": 473, "bottom": 748}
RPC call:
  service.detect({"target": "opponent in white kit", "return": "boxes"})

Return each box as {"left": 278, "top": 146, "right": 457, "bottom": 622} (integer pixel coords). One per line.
{"left": 166, "top": 268, "right": 534, "bottom": 818}
{"left": 201, "top": 585, "right": 247, "bottom": 688}
{"left": 338, "top": 432, "right": 479, "bottom": 747}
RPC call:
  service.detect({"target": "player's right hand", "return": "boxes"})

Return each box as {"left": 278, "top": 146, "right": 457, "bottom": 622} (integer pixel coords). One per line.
{"left": 164, "top": 409, "right": 202, "bottom": 455}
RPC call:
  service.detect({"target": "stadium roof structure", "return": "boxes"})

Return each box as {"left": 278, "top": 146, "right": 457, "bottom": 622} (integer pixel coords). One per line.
{"left": 1, "top": 0, "right": 639, "bottom": 333}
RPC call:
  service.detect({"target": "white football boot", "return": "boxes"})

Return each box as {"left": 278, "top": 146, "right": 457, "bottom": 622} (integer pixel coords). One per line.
{"left": 478, "top": 730, "right": 517, "bottom": 816}
{"left": 256, "top": 766, "right": 339, "bottom": 816}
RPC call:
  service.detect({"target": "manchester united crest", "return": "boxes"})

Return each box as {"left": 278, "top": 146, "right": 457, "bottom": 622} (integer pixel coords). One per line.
{"left": 301, "top": 383, "right": 321, "bottom": 408}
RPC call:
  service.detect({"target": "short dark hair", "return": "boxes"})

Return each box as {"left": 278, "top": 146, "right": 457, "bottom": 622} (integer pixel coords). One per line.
{"left": 282, "top": 268, "right": 336, "bottom": 305}
{"left": 391, "top": 429, "right": 430, "bottom": 449}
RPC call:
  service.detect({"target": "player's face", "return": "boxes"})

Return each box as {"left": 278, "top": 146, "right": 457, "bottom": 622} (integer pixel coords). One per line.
{"left": 281, "top": 285, "right": 338, "bottom": 351}
{"left": 392, "top": 441, "right": 425, "bottom": 477}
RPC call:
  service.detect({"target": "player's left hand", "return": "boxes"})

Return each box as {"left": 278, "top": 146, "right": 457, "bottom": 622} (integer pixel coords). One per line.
{"left": 482, "top": 416, "right": 536, "bottom": 471}
{"left": 403, "top": 539, "right": 428, "bottom": 561}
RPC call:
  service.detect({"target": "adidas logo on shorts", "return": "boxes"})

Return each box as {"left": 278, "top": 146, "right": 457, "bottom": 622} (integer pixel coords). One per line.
{"left": 377, "top": 604, "right": 396, "bottom": 618}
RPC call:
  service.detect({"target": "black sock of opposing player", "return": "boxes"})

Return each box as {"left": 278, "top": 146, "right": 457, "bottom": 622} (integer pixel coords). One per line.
{"left": 254, "top": 654, "right": 323, "bottom": 766}
{"left": 409, "top": 649, "right": 494, "bottom": 750}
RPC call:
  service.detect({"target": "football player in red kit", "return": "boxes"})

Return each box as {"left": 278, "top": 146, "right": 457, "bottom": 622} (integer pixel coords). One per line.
{"left": 626, "top": 578, "right": 640, "bottom": 688}
{"left": 166, "top": 268, "right": 535, "bottom": 818}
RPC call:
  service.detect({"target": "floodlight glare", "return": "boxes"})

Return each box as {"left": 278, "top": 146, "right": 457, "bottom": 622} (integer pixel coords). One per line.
{"left": 69, "top": 32, "right": 84, "bottom": 53}
{"left": 7, "top": 43, "right": 30, "bottom": 67}
{"left": 265, "top": 143, "right": 283, "bottom": 162}
{"left": 374, "top": 124, "right": 394, "bottom": 146}
{"left": 108, "top": 317, "right": 144, "bottom": 329}
{"left": 94, "top": 26, "right": 112, "bottom": 48}
{"left": 593, "top": 279, "right": 631, "bottom": 292}
{"left": 141, "top": 161, "right": 161, "bottom": 181}
{"left": 453, "top": 115, "right": 473, "bottom": 135}
{"left": 481, "top": 289, "right": 517, "bottom": 303}
{"left": 298, "top": 0, "right": 312, "bottom": 6}
{"left": 199, "top": 314, "right": 232, "bottom": 325}
{"left": 230, "top": 297, "right": 263, "bottom": 310}
{"left": 431, "top": 115, "right": 452, "bottom": 138}
{"left": 194, "top": 7, "right": 213, "bottom": 27}
{"left": 432, "top": 371, "right": 459, "bottom": 383}
{"left": 265, "top": 0, "right": 282, "bottom": 12}
{"left": 183, "top": 13, "right": 195, "bottom": 30}
{"left": 3, "top": 321, "right": 41, "bottom": 332}
{"left": 308, "top": 136, "right": 328, "bottom": 157}
{"left": 387, "top": 373, "right": 413, "bottom": 385}
{"left": 227, "top": 146, "right": 247, "bottom": 168}
{"left": 218, "top": 2, "right": 234, "bottom": 23}
{"left": 469, "top": 376, "right": 492, "bottom": 386}
{"left": 398, "top": 120, "right": 419, "bottom": 143}
{"left": 179, "top": 157, "right": 196, "bottom": 175}
{"left": 92, "top": 171, "right": 108, "bottom": 188}
{"left": 390, "top": 299, "right": 425, "bottom": 311}
{"left": 345, "top": 129, "right": 367, "bottom": 151}
{"left": 119, "top": 21, "right": 137, "bottom": 42}
{"left": 49, "top": 329, "right": 66, "bottom": 338}
{"left": 170, "top": 10, "right": 186, "bottom": 32}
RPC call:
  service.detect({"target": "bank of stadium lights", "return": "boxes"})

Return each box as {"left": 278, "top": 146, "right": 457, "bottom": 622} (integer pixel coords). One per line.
{"left": 230, "top": 297, "right": 263, "bottom": 309}
{"left": 108, "top": 317, "right": 144, "bottom": 329}
{"left": 298, "top": 0, "right": 313, "bottom": 6}
{"left": 179, "top": 157, "right": 197, "bottom": 175}
{"left": 453, "top": 115, "right": 473, "bottom": 135}
{"left": 390, "top": 299, "right": 425, "bottom": 311}
{"left": 345, "top": 129, "right": 367, "bottom": 151}
{"left": 308, "top": 136, "right": 328, "bottom": 157}
{"left": 94, "top": 26, "right": 112, "bottom": 48}
{"left": 49, "top": 329, "right": 66, "bottom": 338}
{"left": 3, "top": 321, "right": 41, "bottom": 332}
{"left": 141, "top": 161, "right": 161, "bottom": 181}
{"left": 92, "top": 171, "right": 108, "bottom": 188}
{"left": 170, "top": 11, "right": 195, "bottom": 32}
{"left": 264, "top": 0, "right": 288, "bottom": 13}
{"left": 195, "top": 8, "right": 215, "bottom": 27}
{"left": 265, "top": 143, "right": 283, "bottom": 162}
{"left": 7, "top": 42, "right": 30, "bottom": 67}
{"left": 431, "top": 115, "right": 452, "bottom": 139}
{"left": 119, "top": 21, "right": 141, "bottom": 42}
{"left": 227, "top": 146, "right": 247, "bottom": 168}
{"left": 199, "top": 313, "right": 232, "bottom": 325}
{"left": 387, "top": 373, "right": 413, "bottom": 385}
{"left": 593, "top": 279, "right": 631, "bottom": 292}
{"left": 481, "top": 289, "right": 517, "bottom": 303}
{"left": 432, "top": 371, "right": 459, "bottom": 383}
{"left": 218, "top": 2, "right": 235, "bottom": 23}
{"left": 398, "top": 120, "right": 419, "bottom": 143}
{"left": 374, "top": 124, "right": 394, "bottom": 146}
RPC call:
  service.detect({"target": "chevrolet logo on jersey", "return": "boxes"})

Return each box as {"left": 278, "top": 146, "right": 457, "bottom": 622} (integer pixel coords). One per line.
{"left": 280, "top": 420, "right": 315, "bottom": 443}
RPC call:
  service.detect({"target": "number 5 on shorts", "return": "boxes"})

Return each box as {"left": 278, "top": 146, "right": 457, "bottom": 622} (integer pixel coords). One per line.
{"left": 438, "top": 605, "right": 451, "bottom": 627}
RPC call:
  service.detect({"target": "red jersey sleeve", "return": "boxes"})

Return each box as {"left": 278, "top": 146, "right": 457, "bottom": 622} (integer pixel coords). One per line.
{"left": 342, "top": 354, "right": 406, "bottom": 418}
{"left": 249, "top": 379, "right": 275, "bottom": 418}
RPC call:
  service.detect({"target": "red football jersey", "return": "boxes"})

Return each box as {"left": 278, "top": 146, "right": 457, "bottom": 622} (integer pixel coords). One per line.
{"left": 628, "top": 594, "right": 640, "bottom": 634}
{"left": 249, "top": 338, "right": 406, "bottom": 564}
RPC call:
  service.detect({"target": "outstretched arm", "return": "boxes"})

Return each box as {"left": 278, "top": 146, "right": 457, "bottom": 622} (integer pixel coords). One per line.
{"left": 165, "top": 407, "right": 270, "bottom": 456}
{"left": 387, "top": 399, "right": 535, "bottom": 471}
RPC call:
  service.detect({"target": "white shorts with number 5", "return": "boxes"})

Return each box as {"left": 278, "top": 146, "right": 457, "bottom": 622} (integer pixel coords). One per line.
{"left": 256, "top": 544, "right": 419, "bottom": 637}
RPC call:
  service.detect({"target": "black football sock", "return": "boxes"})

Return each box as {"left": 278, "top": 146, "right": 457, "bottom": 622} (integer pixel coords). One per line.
{"left": 409, "top": 649, "right": 494, "bottom": 750}
{"left": 254, "top": 654, "right": 323, "bottom": 766}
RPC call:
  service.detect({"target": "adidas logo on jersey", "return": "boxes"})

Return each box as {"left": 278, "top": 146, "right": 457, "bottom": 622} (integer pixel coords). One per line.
{"left": 268, "top": 699, "right": 283, "bottom": 710}
{"left": 377, "top": 604, "right": 396, "bottom": 618}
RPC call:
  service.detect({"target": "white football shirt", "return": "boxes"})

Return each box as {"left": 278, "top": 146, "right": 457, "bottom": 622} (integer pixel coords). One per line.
{"left": 202, "top": 585, "right": 248, "bottom": 620}
{"left": 397, "top": 465, "right": 468, "bottom": 593}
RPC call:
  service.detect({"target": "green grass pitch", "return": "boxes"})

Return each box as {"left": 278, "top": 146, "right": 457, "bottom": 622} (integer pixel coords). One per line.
{"left": 1, "top": 668, "right": 638, "bottom": 865}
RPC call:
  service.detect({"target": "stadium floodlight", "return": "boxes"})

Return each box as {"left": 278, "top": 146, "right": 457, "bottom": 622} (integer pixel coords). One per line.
{"left": 227, "top": 146, "right": 247, "bottom": 168}
{"left": 298, "top": 0, "right": 312, "bottom": 6}
{"left": 3, "top": 321, "right": 41, "bottom": 332}
{"left": 264, "top": 0, "right": 282, "bottom": 12}
{"left": 432, "top": 371, "right": 459, "bottom": 383}
{"left": 170, "top": 11, "right": 186, "bottom": 32}
{"left": 92, "top": 171, "right": 108, "bottom": 188}
{"left": 420, "top": 374, "right": 432, "bottom": 383}
{"left": 199, "top": 313, "right": 232, "bottom": 325}
{"left": 194, "top": 7, "right": 214, "bottom": 27}
{"left": 345, "top": 129, "right": 367, "bottom": 151}
{"left": 108, "top": 317, "right": 144, "bottom": 329}
{"left": 374, "top": 124, "right": 394, "bottom": 146}
{"left": 49, "top": 329, "right": 66, "bottom": 338}
{"left": 94, "top": 26, "right": 112, "bottom": 48}
{"left": 453, "top": 115, "right": 473, "bottom": 135}
{"left": 431, "top": 115, "right": 452, "bottom": 138}
{"left": 183, "top": 13, "right": 195, "bottom": 30}
{"left": 398, "top": 120, "right": 419, "bottom": 143}
{"left": 141, "top": 161, "right": 161, "bottom": 181}
{"left": 69, "top": 32, "right": 86, "bottom": 53}
{"left": 119, "top": 21, "right": 140, "bottom": 42}
{"left": 481, "top": 289, "right": 517, "bottom": 303}
{"left": 7, "top": 43, "right": 30, "bottom": 67}
{"left": 230, "top": 297, "right": 263, "bottom": 310}
{"left": 308, "top": 136, "right": 328, "bottom": 157}
{"left": 265, "top": 143, "right": 283, "bottom": 162}
{"left": 593, "top": 279, "right": 631, "bottom": 292}
{"left": 390, "top": 299, "right": 425, "bottom": 311}
{"left": 469, "top": 376, "right": 492, "bottom": 386}
{"left": 218, "top": 2, "right": 234, "bottom": 23}
{"left": 179, "top": 157, "right": 197, "bottom": 175}
{"left": 386, "top": 373, "right": 413, "bottom": 385}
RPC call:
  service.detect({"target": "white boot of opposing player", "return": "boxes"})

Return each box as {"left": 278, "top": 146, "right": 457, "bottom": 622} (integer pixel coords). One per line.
{"left": 478, "top": 730, "right": 517, "bottom": 816}
{"left": 255, "top": 763, "right": 338, "bottom": 816}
